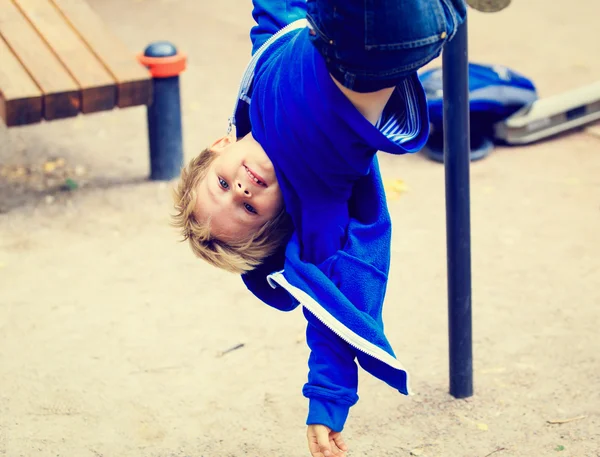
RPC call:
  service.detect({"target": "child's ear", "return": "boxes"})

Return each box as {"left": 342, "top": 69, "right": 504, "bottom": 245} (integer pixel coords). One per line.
{"left": 210, "top": 134, "right": 236, "bottom": 153}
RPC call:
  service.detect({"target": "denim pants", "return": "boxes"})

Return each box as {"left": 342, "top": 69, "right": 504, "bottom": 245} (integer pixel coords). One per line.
{"left": 250, "top": 0, "right": 467, "bottom": 92}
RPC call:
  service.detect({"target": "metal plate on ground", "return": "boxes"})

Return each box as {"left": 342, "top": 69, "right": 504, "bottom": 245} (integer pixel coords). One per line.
{"left": 466, "top": 0, "right": 511, "bottom": 13}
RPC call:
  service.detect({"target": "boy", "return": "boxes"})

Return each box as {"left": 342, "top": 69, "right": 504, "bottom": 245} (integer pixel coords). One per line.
{"left": 173, "top": 1, "right": 466, "bottom": 455}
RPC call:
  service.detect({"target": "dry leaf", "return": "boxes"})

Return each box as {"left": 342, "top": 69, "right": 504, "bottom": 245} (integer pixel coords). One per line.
{"left": 384, "top": 179, "right": 407, "bottom": 200}
{"left": 456, "top": 414, "right": 489, "bottom": 431}
{"left": 43, "top": 162, "right": 57, "bottom": 173}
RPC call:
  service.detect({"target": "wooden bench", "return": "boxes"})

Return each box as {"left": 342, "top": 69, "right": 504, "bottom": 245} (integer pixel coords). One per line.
{"left": 0, "top": 0, "right": 152, "bottom": 127}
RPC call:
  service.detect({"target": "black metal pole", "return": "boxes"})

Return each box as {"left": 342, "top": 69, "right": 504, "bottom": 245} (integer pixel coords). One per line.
{"left": 140, "top": 41, "right": 186, "bottom": 181}
{"left": 442, "top": 17, "right": 473, "bottom": 398}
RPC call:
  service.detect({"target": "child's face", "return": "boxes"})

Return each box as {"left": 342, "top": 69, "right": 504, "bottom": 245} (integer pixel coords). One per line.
{"left": 194, "top": 134, "right": 284, "bottom": 242}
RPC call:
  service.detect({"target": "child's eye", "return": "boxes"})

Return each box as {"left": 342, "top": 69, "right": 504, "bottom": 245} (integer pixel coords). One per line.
{"left": 244, "top": 203, "right": 257, "bottom": 214}
{"left": 218, "top": 177, "right": 229, "bottom": 189}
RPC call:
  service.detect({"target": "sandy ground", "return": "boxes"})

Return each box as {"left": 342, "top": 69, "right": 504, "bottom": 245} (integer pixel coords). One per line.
{"left": 1, "top": 1, "right": 600, "bottom": 456}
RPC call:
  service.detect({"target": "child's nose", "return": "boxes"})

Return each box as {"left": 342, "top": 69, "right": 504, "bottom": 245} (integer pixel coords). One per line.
{"left": 236, "top": 181, "right": 251, "bottom": 196}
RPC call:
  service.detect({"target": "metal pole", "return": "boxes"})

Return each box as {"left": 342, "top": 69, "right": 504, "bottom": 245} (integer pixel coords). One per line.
{"left": 139, "top": 41, "right": 186, "bottom": 181}
{"left": 442, "top": 18, "right": 473, "bottom": 398}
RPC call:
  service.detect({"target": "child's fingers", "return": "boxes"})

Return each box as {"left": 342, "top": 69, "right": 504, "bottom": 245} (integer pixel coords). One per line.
{"left": 307, "top": 440, "right": 323, "bottom": 457}
{"left": 329, "top": 438, "right": 346, "bottom": 456}
{"left": 307, "top": 442, "right": 325, "bottom": 457}
{"left": 331, "top": 432, "right": 348, "bottom": 452}
{"left": 315, "top": 427, "right": 333, "bottom": 457}
{"left": 307, "top": 433, "right": 323, "bottom": 457}
{"left": 307, "top": 425, "right": 331, "bottom": 457}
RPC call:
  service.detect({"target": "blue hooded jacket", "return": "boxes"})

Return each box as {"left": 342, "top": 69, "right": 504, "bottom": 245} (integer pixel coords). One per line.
{"left": 233, "top": 1, "right": 431, "bottom": 432}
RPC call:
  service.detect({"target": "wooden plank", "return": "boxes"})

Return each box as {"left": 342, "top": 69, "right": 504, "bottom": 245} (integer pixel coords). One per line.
{"left": 14, "top": 0, "right": 116, "bottom": 114}
{"left": 0, "top": 0, "right": 79, "bottom": 120}
{"left": 0, "top": 35, "right": 42, "bottom": 126}
{"left": 51, "top": 0, "right": 152, "bottom": 108}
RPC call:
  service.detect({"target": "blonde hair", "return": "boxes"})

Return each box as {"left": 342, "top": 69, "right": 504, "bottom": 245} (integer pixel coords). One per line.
{"left": 172, "top": 148, "right": 292, "bottom": 274}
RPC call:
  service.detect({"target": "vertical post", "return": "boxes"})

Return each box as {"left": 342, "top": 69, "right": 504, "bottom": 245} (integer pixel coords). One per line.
{"left": 442, "top": 18, "right": 473, "bottom": 398}
{"left": 138, "top": 42, "right": 187, "bottom": 180}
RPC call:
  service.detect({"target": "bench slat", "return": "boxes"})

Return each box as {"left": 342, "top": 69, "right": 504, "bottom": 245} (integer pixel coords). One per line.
{"left": 0, "top": 0, "right": 79, "bottom": 120}
{"left": 0, "top": 36, "right": 43, "bottom": 126}
{"left": 14, "top": 0, "right": 116, "bottom": 114}
{"left": 51, "top": 0, "right": 152, "bottom": 108}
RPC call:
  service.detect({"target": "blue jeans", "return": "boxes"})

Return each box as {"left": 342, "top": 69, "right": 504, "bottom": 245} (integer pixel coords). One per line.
{"left": 251, "top": 0, "right": 466, "bottom": 92}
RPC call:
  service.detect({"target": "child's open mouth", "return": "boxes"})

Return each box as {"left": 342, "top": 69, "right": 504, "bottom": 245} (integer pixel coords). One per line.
{"left": 244, "top": 165, "right": 267, "bottom": 187}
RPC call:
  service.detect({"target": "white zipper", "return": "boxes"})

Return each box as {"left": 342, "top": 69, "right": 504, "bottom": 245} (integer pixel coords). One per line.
{"left": 267, "top": 270, "right": 412, "bottom": 394}
{"left": 228, "top": 19, "right": 308, "bottom": 135}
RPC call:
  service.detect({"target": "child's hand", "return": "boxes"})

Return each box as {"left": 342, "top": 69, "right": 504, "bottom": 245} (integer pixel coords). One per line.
{"left": 307, "top": 424, "right": 348, "bottom": 457}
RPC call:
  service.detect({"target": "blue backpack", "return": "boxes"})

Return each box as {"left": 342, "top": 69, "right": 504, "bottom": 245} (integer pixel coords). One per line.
{"left": 418, "top": 63, "right": 538, "bottom": 161}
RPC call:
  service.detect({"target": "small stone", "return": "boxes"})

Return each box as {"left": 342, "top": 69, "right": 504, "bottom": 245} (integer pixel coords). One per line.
{"left": 74, "top": 165, "right": 86, "bottom": 176}
{"left": 45, "top": 195, "right": 55, "bottom": 205}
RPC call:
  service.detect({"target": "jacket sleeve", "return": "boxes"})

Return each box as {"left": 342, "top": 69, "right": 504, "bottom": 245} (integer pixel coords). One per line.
{"left": 250, "top": 0, "right": 307, "bottom": 54}
{"left": 302, "top": 307, "right": 359, "bottom": 432}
